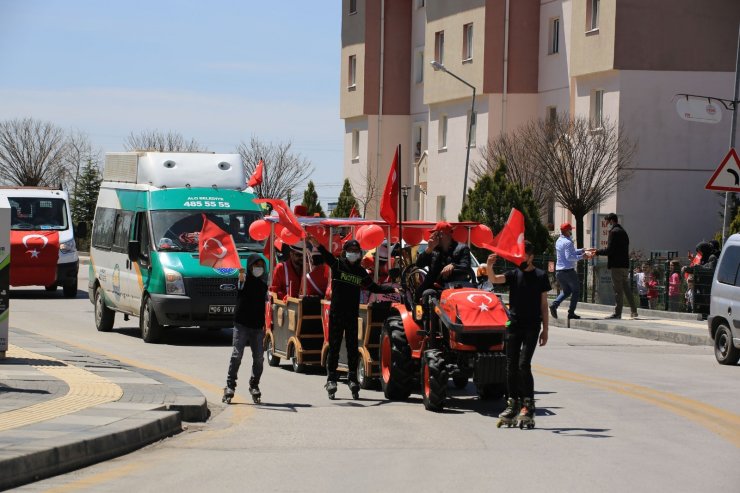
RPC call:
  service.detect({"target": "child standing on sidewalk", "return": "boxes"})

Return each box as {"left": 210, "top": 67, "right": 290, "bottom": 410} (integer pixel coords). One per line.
{"left": 223, "top": 255, "right": 268, "bottom": 404}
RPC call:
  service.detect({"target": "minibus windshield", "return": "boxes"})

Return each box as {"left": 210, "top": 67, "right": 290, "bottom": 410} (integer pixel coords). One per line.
{"left": 151, "top": 210, "right": 264, "bottom": 252}
{"left": 9, "top": 197, "right": 69, "bottom": 231}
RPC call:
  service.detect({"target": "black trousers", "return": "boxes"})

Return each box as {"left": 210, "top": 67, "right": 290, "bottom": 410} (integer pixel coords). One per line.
{"left": 326, "top": 311, "right": 359, "bottom": 382}
{"left": 505, "top": 326, "right": 540, "bottom": 400}
{"left": 226, "top": 323, "right": 264, "bottom": 390}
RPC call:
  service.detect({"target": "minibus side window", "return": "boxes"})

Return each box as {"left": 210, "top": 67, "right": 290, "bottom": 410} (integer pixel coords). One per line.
{"left": 92, "top": 207, "right": 116, "bottom": 250}
{"left": 134, "top": 212, "right": 151, "bottom": 266}
{"left": 112, "top": 211, "right": 133, "bottom": 253}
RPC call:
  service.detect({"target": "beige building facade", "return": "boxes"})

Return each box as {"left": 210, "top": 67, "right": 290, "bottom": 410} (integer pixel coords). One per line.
{"left": 340, "top": 0, "right": 740, "bottom": 253}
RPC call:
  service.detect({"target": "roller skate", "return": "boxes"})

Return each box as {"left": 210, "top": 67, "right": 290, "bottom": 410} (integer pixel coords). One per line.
{"left": 325, "top": 380, "right": 338, "bottom": 400}
{"left": 222, "top": 386, "right": 235, "bottom": 405}
{"left": 496, "top": 397, "right": 520, "bottom": 428}
{"left": 348, "top": 379, "right": 360, "bottom": 400}
{"left": 517, "top": 397, "right": 536, "bottom": 429}
{"left": 249, "top": 379, "right": 261, "bottom": 404}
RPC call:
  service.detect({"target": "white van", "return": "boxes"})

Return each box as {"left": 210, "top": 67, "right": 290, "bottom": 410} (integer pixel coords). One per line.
{"left": 708, "top": 233, "right": 740, "bottom": 365}
{"left": 0, "top": 187, "right": 80, "bottom": 297}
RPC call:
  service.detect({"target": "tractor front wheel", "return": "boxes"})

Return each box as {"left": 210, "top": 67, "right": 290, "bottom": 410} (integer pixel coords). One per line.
{"left": 421, "top": 349, "right": 448, "bottom": 412}
{"left": 379, "top": 316, "right": 414, "bottom": 400}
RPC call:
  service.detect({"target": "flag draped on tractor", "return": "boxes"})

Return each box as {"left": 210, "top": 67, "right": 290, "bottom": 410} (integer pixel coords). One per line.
{"left": 198, "top": 214, "right": 241, "bottom": 269}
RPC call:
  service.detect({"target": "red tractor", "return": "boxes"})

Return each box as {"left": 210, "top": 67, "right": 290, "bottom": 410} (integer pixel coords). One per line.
{"left": 379, "top": 265, "right": 509, "bottom": 411}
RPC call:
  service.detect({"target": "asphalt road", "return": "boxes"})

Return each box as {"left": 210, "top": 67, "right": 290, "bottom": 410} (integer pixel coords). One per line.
{"left": 8, "top": 270, "right": 740, "bottom": 492}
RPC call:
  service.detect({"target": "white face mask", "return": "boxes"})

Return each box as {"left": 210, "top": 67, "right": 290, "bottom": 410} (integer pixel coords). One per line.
{"left": 252, "top": 267, "right": 264, "bottom": 278}
{"left": 346, "top": 252, "right": 361, "bottom": 263}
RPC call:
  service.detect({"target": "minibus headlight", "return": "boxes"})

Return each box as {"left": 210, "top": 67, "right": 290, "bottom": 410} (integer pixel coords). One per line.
{"left": 59, "top": 239, "right": 76, "bottom": 253}
{"left": 163, "top": 267, "right": 186, "bottom": 295}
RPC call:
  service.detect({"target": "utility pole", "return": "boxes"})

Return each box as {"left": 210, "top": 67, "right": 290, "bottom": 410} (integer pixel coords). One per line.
{"left": 723, "top": 24, "right": 740, "bottom": 242}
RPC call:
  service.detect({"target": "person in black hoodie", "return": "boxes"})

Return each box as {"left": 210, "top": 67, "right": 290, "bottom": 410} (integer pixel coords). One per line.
{"left": 591, "top": 213, "right": 638, "bottom": 319}
{"left": 306, "top": 235, "right": 397, "bottom": 399}
{"left": 222, "top": 254, "right": 268, "bottom": 404}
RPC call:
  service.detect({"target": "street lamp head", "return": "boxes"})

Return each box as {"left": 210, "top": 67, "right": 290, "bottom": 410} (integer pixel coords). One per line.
{"left": 430, "top": 60, "right": 445, "bottom": 72}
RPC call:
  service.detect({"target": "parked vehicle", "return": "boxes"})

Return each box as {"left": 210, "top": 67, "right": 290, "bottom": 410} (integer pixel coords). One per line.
{"left": 88, "top": 152, "right": 264, "bottom": 343}
{"left": 708, "top": 233, "right": 740, "bottom": 365}
{"left": 0, "top": 187, "right": 81, "bottom": 297}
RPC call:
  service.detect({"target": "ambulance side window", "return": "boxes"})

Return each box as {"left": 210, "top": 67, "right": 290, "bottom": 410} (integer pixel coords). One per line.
{"left": 112, "top": 211, "right": 133, "bottom": 253}
{"left": 134, "top": 212, "right": 151, "bottom": 265}
{"left": 92, "top": 207, "right": 116, "bottom": 250}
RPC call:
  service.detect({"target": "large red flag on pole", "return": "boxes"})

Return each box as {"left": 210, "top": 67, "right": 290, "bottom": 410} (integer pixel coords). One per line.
{"left": 349, "top": 205, "right": 360, "bottom": 218}
{"left": 198, "top": 214, "right": 242, "bottom": 269}
{"left": 248, "top": 159, "right": 264, "bottom": 188}
{"left": 379, "top": 146, "right": 399, "bottom": 226}
{"left": 481, "top": 208, "right": 526, "bottom": 264}
{"left": 254, "top": 198, "right": 306, "bottom": 239}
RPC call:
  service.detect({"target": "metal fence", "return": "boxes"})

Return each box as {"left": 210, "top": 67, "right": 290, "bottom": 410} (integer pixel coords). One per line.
{"left": 479, "top": 254, "right": 714, "bottom": 316}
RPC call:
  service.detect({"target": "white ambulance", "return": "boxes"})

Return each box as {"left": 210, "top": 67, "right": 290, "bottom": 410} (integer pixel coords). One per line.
{"left": 0, "top": 187, "right": 80, "bottom": 297}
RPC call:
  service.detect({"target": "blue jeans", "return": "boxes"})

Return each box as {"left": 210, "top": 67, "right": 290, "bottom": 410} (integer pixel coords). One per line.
{"left": 552, "top": 269, "right": 580, "bottom": 315}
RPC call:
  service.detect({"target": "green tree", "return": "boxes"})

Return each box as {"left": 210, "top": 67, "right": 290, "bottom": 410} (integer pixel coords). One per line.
{"left": 459, "top": 161, "right": 552, "bottom": 255}
{"left": 70, "top": 159, "right": 102, "bottom": 247}
{"left": 729, "top": 208, "right": 740, "bottom": 237}
{"left": 301, "top": 180, "right": 325, "bottom": 217}
{"left": 331, "top": 178, "right": 359, "bottom": 217}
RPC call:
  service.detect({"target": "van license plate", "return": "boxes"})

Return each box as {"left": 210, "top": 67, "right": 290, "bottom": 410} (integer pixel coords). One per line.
{"left": 209, "top": 305, "right": 235, "bottom": 315}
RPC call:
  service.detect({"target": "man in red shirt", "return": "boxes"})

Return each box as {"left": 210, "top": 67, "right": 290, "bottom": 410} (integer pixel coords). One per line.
{"left": 270, "top": 242, "right": 305, "bottom": 300}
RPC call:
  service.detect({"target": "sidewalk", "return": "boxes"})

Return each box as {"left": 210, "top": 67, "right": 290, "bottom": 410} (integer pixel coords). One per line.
{"left": 549, "top": 301, "right": 711, "bottom": 346}
{"left": 0, "top": 328, "right": 209, "bottom": 490}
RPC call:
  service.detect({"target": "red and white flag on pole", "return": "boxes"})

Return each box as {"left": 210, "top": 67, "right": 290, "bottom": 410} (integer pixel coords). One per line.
{"left": 481, "top": 208, "right": 526, "bottom": 264}
{"left": 198, "top": 214, "right": 242, "bottom": 269}
{"left": 248, "top": 159, "right": 264, "bottom": 188}
{"left": 254, "top": 198, "right": 306, "bottom": 239}
{"left": 349, "top": 205, "right": 360, "bottom": 218}
{"left": 379, "top": 147, "right": 399, "bottom": 225}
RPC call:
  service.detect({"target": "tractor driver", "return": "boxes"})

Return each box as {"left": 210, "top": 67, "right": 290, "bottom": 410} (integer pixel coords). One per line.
{"left": 414, "top": 221, "right": 472, "bottom": 301}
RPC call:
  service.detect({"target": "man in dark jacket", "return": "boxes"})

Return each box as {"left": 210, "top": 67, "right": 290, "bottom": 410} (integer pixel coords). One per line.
{"left": 683, "top": 241, "right": 718, "bottom": 316}
{"left": 306, "top": 236, "right": 396, "bottom": 399}
{"left": 415, "top": 221, "right": 472, "bottom": 300}
{"left": 592, "top": 213, "right": 637, "bottom": 319}
{"left": 223, "top": 254, "right": 268, "bottom": 404}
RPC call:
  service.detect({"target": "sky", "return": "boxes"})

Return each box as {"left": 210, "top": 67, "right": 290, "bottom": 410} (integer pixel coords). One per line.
{"left": 0, "top": 0, "right": 344, "bottom": 204}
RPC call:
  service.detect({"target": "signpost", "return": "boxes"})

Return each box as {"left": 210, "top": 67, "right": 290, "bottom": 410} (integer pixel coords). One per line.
{"left": 0, "top": 196, "right": 9, "bottom": 359}
{"left": 706, "top": 148, "right": 740, "bottom": 192}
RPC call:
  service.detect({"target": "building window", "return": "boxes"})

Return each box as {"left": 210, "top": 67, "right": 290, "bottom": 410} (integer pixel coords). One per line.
{"left": 587, "top": 0, "right": 600, "bottom": 31}
{"left": 437, "top": 195, "right": 446, "bottom": 221}
{"left": 439, "top": 115, "right": 448, "bottom": 150}
{"left": 435, "top": 31, "right": 445, "bottom": 65}
{"left": 416, "top": 0, "right": 425, "bottom": 8}
{"left": 348, "top": 55, "right": 356, "bottom": 89}
{"left": 414, "top": 126, "right": 423, "bottom": 159}
{"left": 547, "top": 106, "right": 557, "bottom": 123}
{"left": 549, "top": 18, "right": 560, "bottom": 54}
{"left": 349, "top": 0, "right": 357, "bottom": 15}
{"left": 351, "top": 129, "right": 360, "bottom": 160}
{"left": 463, "top": 23, "right": 473, "bottom": 61}
{"left": 467, "top": 111, "right": 477, "bottom": 147}
{"left": 415, "top": 49, "right": 424, "bottom": 83}
{"left": 591, "top": 90, "right": 604, "bottom": 129}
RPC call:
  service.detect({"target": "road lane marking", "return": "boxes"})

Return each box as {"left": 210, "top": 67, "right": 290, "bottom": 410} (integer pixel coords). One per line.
{"left": 535, "top": 364, "right": 740, "bottom": 448}
{"left": 0, "top": 345, "right": 123, "bottom": 432}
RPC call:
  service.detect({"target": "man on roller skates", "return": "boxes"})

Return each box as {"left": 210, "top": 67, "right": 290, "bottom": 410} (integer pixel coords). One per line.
{"left": 486, "top": 241, "right": 550, "bottom": 429}
{"left": 306, "top": 235, "right": 397, "bottom": 400}
{"left": 223, "top": 254, "right": 268, "bottom": 404}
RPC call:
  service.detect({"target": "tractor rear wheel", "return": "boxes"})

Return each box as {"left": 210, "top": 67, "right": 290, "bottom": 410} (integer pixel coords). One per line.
{"left": 379, "top": 316, "right": 413, "bottom": 400}
{"left": 421, "top": 349, "right": 447, "bottom": 412}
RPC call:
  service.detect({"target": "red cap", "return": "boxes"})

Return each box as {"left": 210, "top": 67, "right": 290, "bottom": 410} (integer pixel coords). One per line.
{"left": 431, "top": 221, "right": 453, "bottom": 234}
{"left": 560, "top": 222, "right": 574, "bottom": 231}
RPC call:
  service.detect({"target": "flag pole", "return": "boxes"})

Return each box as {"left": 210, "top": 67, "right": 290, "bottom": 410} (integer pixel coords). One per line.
{"left": 397, "top": 144, "right": 402, "bottom": 253}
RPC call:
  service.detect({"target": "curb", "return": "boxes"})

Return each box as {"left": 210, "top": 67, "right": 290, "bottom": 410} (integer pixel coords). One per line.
{"left": 0, "top": 410, "right": 181, "bottom": 491}
{"left": 552, "top": 317, "right": 711, "bottom": 346}
{"left": 560, "top": 301, "right": 703, "bottom": 322}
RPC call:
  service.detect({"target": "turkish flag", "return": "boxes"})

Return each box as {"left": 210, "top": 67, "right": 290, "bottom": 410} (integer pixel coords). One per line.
{"left": 379, "top": 147, "right": 399, "bottom": 225}
{"left": 254, "top": 198, "right": 305, "bottom": 239}
{"left": 248, "top": 159, "right": 264, "bottom": 188}
{"left": 10, "top": 231, "right": 60, "bottom": 286}
{"left": 349, "top": 205, "right": 360, "bottom": 218}
{"left": 198, "top": 214, "right": 242, "bottom": 269}
{"left": 481, "top": 208, "right": 526, "bottom": 264}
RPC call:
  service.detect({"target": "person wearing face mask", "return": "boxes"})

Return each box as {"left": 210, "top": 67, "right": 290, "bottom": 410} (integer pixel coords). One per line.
{"left": 306, "top": 248, "right": 330, "bottom": 297}
{"left": 589, "top": 213, "right": 638, "bottom": 320}
{"left": 306, "top": 235, "right": 397, "bottom": 399}
{"left": 486, "top": 241, "right": 551, "bottom": 428}
{"left": 223, "top": 254, "right": 268, "bottom": 404}
{"left": 270, "top": 241, "right": 307, "bottom": 300}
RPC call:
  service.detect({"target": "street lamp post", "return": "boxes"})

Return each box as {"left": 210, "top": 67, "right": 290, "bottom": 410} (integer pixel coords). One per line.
{"left": 430, "top": 60, "right": 476, "bottom": 210}
{"left": 401, "top": 186, "right": 411, "bottom": 222}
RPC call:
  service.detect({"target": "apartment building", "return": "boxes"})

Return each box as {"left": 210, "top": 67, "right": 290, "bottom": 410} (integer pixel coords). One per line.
{"left": 340, "top": 0, "right": 740, "bottom": 253}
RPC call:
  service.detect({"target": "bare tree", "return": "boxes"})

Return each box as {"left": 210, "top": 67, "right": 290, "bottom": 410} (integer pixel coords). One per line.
{"left": 0, "top": 118, "right": 70, "bottom": 187}
{"left": 236, "top": 136, "right": 314, "bottom": 200}
{"left": 65, "top": 129, "right": 101, "bottom": 193}
{"left": 524, "top": 114, "right": 636, "bottom": 247}
{"left": 351, "top": 166, "right": 379, "bottom": 218}
{"left": 124, "top": 130, "right": 206, "bottom": 152}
